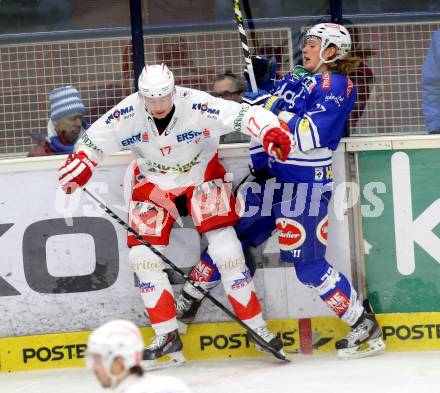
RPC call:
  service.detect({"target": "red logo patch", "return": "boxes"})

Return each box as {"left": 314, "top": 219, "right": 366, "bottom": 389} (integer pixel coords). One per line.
{"left": 325, "top": 289, "right": 350, "bottom": 316}
{"left": 316, "top": 216, "right": 328, "bottom": 245}
{"left": 190, "top": 259, "right": 215, "bottom": 282}
{"left": 276, "top": 218, "right": 306, "bottom": 251}
{"left": 322, "top": 73, "right": 331, "bottom": 89}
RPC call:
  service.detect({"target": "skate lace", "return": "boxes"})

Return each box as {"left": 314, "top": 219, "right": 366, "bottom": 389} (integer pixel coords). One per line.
{"left": 255, "top": 326, "right": 276, "bottom": 343}
{"left": 346, "top": 320, "right": 369, "bottom": 341}
{"left": 176, "top": 294, "right": 194, "bottom": 313}
{"left": 148, "top": 333, "right": 168, "bottom": 350}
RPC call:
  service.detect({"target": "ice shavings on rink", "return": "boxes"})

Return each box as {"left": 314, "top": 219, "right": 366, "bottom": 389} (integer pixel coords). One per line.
{"left": 1, "top": 352, "right": 439, "bottom": 393}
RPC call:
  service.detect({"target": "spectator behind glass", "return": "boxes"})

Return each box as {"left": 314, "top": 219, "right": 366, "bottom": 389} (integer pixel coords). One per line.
{"left": 421, "top": 28, "right": 440, "bottom": 134}
{"left": 27, "top": 86, "right": 89, "bottom": 157}
{"left": 212, "top": 71, "right": 250, "bottom": 144}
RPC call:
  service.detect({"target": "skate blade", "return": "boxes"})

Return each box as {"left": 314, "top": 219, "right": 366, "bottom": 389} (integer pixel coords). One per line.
{"left": 177, "top": 320, "right": 188, "bottom": 335}
{"left": 141, "top": 350, "right": 186, "bottom": 371}
{"left": 337, "top": 338, "right": 386, "bottom": 360}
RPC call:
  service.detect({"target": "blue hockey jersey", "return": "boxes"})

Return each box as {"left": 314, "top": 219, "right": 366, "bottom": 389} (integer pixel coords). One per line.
{"left": 250, "top": 71, "right": 356, "bottom": 183}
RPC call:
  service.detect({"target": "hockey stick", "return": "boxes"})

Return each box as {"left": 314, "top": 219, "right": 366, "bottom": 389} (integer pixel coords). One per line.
{"left": 82, "top": 187, "right": 289, "bottom": 362}
{"left": 233, "top": 0, "right": 258, "bottom": 93}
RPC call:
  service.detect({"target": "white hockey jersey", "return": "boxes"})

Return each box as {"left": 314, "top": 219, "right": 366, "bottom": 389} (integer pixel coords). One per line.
{"left": 115, "top": 374, "right": 191, "bottom": 393}
{"left": 76, "top": 86, "right": 280, "bottom": 190}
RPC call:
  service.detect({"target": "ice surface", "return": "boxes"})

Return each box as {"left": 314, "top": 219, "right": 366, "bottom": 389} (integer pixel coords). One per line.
{"left": 1, "top": 352, "right": 439, "bottom": 393}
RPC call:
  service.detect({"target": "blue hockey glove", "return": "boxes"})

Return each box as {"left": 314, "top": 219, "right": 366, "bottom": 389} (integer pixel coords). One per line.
{"left": 242, "top": 89, "right": 271, "bottom": 105}
{"left": 242, "top": 90, "right": 284, "bottom": 115}
{"left": 244, "top": 55, "right": 277, "bottom": 92}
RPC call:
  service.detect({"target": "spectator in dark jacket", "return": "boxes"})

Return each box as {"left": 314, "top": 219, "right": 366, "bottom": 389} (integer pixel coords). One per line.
{"left": 28, "top": 86, "right": 88, "bottom": 157}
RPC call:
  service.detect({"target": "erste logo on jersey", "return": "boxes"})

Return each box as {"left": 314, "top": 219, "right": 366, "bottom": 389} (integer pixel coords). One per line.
{"left": 275, "top": 218, "right": 306, "bottom": 250}
{"left": 121, "top": 131, "right": 149, "bottom": 146}
{"left": 105, "top": 105, "right": 134, "bottom": 124}
{"left": 192, "top": 102, "right": 220, "bottom": 118}
{"left": 176, "top": 128, "right": 210, "bottom": 143}
{"left": 316, "top": 216, "right": 328, "bottom": 245}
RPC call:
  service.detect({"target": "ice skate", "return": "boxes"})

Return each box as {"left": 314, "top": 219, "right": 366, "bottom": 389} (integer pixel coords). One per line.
{"left": 142, "top": 330, "right": 185, "bottom": 370}
{"left": 336, "top": 312, "right": 385, "bottom": 359}
{"left": 249, "top": 325, "right": 285, "bottom": 356}
{"left": 176, "top": 291, "right": 203, "bottom": 324}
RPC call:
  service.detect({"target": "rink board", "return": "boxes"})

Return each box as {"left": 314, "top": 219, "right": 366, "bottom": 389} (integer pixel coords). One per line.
{"left": 0, "top": 319, "right": 300, "bottom": 372}
{"left": 2, "top": 313, "right": 440, "bottom": 372}
{"left": 0, "top": 151, "right": 351, "bottom": 338}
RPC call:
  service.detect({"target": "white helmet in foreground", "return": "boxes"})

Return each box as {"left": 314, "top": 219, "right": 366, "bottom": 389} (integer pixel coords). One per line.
{"left": 138, "top": 64, "right": 175, "bottom": 97}
{"left": 305, "top": 23, "right": 351, "bottom": 63}
{"left": 86, "top": 319, "right": 144, "bottom": 372}
{"left": 138, "top": 64, "right": 175, "bottom": 118}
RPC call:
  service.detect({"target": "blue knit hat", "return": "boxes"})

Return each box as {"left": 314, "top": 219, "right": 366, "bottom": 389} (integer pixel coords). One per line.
{"left": 49, "top": 86, "right": 86, "bottom": 121}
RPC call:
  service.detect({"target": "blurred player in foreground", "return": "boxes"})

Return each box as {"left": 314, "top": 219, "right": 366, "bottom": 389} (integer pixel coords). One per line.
{"left": 87, "top": 319, "right": 191, "bottom": 392}
{"left": 58, "top": 63, "right": 291, "bottom": 368}
{"left": 176, "top": 23, "right": 385, "bottom": 360}
{"left": 28, "top": 86, "right": 88, "bottom": 157}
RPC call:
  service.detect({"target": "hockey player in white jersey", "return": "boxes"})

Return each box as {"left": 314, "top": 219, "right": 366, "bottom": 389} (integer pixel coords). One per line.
{"left": 86, "top": 319, "right": 192, "bottom": 392}
{"left": 59, "top": 64, "right": 291, "bottom": 367}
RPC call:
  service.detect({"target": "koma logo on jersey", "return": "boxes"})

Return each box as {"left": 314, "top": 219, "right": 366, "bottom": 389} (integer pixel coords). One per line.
{"left": 192, "top": 102, "right": 220, "bottom": 116}
{"left": 106, "top": 106, "right": 134, "bottom": 124}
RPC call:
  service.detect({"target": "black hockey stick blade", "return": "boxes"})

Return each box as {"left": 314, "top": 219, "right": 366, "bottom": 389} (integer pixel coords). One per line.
{"left": 82, "top": 188, "right": 289, "bottom": 362}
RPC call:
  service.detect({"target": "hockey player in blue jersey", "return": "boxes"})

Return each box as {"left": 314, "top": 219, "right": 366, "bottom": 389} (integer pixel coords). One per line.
{"left": 176, "top": 23, "right": 385, "bottom": 359}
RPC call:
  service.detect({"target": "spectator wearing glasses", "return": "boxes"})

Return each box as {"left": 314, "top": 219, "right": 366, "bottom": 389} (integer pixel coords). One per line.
{"left": 212, "top": 71, "right": 250, "bottom": 144}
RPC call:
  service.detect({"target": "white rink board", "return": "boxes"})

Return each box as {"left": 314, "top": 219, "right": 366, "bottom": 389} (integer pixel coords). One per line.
{"left": 0, "top": 152, "right": 350, "bottom": 337}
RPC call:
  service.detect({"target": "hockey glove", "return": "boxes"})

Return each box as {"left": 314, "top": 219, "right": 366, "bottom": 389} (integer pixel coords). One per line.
{"left": 242, "top": 90, "right": 284, "bottom": 115}
{"left": 58, "top": 151, "right": 97, "bottom": 194}
{"left": 244, "top": 55, "right": 277, "bottom": 92}
{"left": 242, "top": 90, "right": 271, "bottom": 105}
{"left": 262, "top": 121, "right": 292, "bottom": 162}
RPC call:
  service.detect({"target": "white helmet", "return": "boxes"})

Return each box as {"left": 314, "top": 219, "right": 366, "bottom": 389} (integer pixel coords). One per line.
{"left": 138, "top": 64, "right": 175, "bottom": 97}
{"left": 86, "top": 320, "right": 144, "bottom": 372}
{"left": 305, "top": 23, "right": 351, "bottom": 63}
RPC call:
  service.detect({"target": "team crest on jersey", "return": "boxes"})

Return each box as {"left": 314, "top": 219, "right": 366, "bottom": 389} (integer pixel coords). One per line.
{"left": 276, "top": 218, "right": 306, "bottom": 251}
{"left": 316, "top": 215, "right": 328, "bottom": 245}
{"left": 142, "top": 132, "right": 149, "bottom": 142}
{"left": 314, "top": 167, "right": 324, "bottom": 181}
